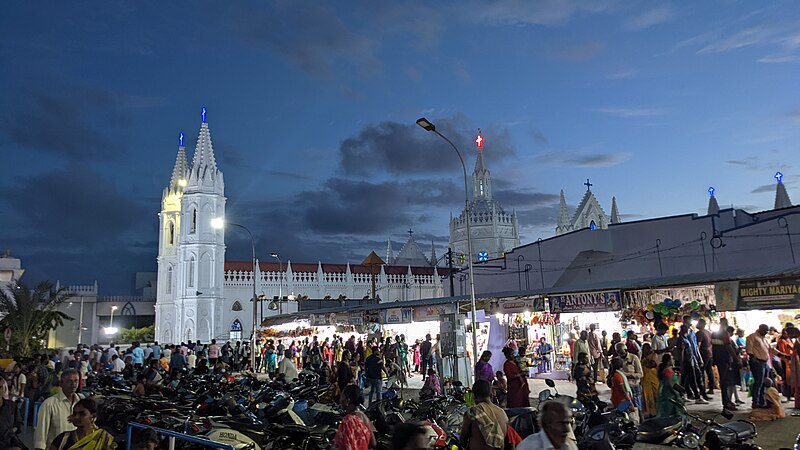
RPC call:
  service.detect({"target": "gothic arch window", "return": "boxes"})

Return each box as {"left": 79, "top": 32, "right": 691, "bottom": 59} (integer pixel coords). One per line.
{"left": 590, "top": 220, "right": 597, "bottom": 230}
{"left": 231, "top": 300, "right": 243, "bottom": 311}
{"left": 121, "top": 302, "right": 136, "bottom": 316}
{"left": 199, "top": 253, "right": 211, "bottom": 288}
{"left": 190, "top": 208, "right": 197, "bottom": 234}
{"left": 188, "top": 256, "right": 196, "bottom": 288}
{"left": 167, "top": 221, "right": 175, "bottom": 246}
{"left": 230, "top": 319, "right": 243, "bottom": 341}
{"left": 166, "top": 266, "right": 173, "bottom": 294}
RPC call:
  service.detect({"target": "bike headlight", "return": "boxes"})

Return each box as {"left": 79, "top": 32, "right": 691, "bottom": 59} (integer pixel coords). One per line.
{"left": 680, "top": 432, "right": 700, "bottom": 449}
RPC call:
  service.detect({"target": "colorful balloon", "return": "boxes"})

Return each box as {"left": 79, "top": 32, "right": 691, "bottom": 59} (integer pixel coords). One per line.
{"left": 674, "top": 300, "right": 682, "bottom": 308}
{"left": 691, "top": 300, "right": 700, "bottom": 310}
{"left": 645, "top": 311, "right": 654, "bottom": 320}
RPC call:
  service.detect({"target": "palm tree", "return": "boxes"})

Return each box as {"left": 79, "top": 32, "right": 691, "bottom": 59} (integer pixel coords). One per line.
{"left": 0, "top": 281, "right": 73, "bottom": 357}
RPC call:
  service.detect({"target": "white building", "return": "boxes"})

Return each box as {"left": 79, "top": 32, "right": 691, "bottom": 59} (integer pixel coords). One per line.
{"left": 449, "top": 134, "right": 520, "bottom": 262}
{"left": 155, "top": 110, "right": 447, "bottom": 344}
{"left": 556, "top": 180, "right": 620, "bottom": 235}
{"left": 0, "top": 250, "right": 23, "bottom": 294}
{"left": 470, "top": 176, "right": 798, "bottom": 295}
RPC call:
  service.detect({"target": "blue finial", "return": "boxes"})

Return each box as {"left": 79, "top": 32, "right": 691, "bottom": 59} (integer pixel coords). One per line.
{"left": 775, "top": 171, "right": 783, "bottom": 183}
{"left": 708, "top": 186, "right": 715, "bottom": 197}
{"left": 201, "top": 106, "right": 207, "bottom": 123}
{"left": 179, "top": 132, "right": 184, "bottom": 147}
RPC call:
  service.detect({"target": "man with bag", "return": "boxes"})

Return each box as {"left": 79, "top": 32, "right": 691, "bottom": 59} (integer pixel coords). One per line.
{"left": 460, "top": 380, "right": 510, "bottom": 450}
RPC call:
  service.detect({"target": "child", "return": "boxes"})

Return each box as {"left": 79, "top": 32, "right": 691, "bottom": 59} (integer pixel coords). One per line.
{"left": 750, "top": 378, "right": 785, "bottom": 421}
{"left": 492, "top": 371, "right": 507, "bottom": 407}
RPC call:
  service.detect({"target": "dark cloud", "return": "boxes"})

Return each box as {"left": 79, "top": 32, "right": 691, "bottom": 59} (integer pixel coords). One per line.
{"left": 751, "top": 184, "right": 776, "bottom": 194}
{"left": 223, "top": 3, "right": 379, "bottom": 78}
{"left": 726, "top": 157, "right": 761, "bottom": 171}
{"left": 531, "top": 130, "right": 548, "bottom": 144}
{"left": 340, "top": 116, "right": 517, "bottom": 176}
{"left": 0, "top": 79, "right": 133, "bottom": 161}
{"left": 787, "top": 109, "right": 800, "bottom": 123}
{"left": 1, "top": 165, "right": 150, "bottom": 242}
{"left": 517, "top": 204, "right": 561, "bottom": 227}
{"left": 0, "top": 165, "right": 155, "bottom": 293}
{"left": 495, "top": 189, "right": 559, "bottom": 207}
{"left": 535, "top": 151, "right": 632, "bottom": 167}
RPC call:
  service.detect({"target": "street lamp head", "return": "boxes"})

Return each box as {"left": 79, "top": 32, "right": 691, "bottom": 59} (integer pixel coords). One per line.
{"left": 211, "top": 217, "right": 225, "bottom": 229}
{"left": 416, "top": 117, "right": 435, "bottom": 132}
{"left": 111, "top": 306, "right": 118, "bottom": 311}
{"left": 270, "top": 252, "right": 280, "bottom": 259}
{"left": 178, "top": 179, "right": 187, "bottom": 187}
{"left": 104, "top": 327, "right": 118, "bottom": 336}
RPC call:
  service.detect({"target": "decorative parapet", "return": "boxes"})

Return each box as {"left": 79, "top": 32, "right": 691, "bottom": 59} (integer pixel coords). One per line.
{"left": 64, "top": 284, "right": 98, "bottom": 295}
{"left": 99, "top": 295, "right": 147, "bottom": 302}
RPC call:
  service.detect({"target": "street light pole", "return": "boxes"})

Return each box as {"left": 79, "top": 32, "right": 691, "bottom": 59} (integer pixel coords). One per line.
{"left": 270, "top": 253, "right": 283, "bottom": 315}
{"left": 212, "top": 219, "right": 258, "bottom": 357}
{"left": 416, "top": 117, "right": 479, "bottom": 371}
{"left": 77, "top": 295, "right": 85, "bottom": 346}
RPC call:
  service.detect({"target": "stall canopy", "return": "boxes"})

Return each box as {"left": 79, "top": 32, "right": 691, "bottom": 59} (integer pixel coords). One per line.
{"left": 260, "top": 263, "right": 800, "bottom": 326}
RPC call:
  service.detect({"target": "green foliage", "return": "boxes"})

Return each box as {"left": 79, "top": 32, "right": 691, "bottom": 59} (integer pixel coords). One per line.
{"left": 118, "top": 324, "right": 155, "bottom": 344}
{"left": 0, "top": 281, "right": 73, "bottom": 357}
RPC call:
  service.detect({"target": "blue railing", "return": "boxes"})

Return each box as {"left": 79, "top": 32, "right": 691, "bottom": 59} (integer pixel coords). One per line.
{"left": 125, "top": 422, "right": 236, "bottom": 450}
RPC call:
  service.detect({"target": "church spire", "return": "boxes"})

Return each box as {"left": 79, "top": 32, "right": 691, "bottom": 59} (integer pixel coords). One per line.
{"left": 168, "top": 131, "right": 188, "bottom": 191}
{"left": 472, "top": 130, "right": 492, "bottom": 200}
{"left": 610, "top": 196, "right": 620, "bottom": 224}
{"left": 557, "top": 190, "right": 570, "bottom": 232}
{"left": 774, "top": 172, "right": 792, "bottom": 209}
{"left": 386, "top": 239, "right": 394, "bottom": 265}
{"left": 707, "top": 187, "right": 720, "bottom": 215}
{"left": 187, "top": 106, "right": 223, "bottom": 191}
{"left": 430, "top": 241, "right": 438, "bottom": 267}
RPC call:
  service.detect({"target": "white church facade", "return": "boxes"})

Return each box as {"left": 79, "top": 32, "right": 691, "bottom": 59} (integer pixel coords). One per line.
{"left": 556, "top": 179, "right": 620, "bottom": 235}
{"left": 154, "top": 110, "right": 446, "bottom": 344}
{"left": 449, "top": 134, "right": 520, "bottom": 262}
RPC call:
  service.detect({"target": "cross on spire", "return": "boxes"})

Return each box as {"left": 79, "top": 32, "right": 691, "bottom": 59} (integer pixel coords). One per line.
{"left": 584, "top": 179, "right": 593, "bottom": 191}
{"left": 775, "top": 171, "right": 784, "bottom": 183}
{"left": 179, "top": 132, "right": 184, "bottom": 147}
{"left": 408, "top": 228, "right": 414, "bottom": 239}
{"left": 201, "top": 106, "right": 207, "bottom": 123}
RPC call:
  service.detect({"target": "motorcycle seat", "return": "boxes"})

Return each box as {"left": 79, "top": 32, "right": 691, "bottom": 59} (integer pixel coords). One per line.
{"left": 505, "top": 407, "right": 537, "bottom": 418}
{"left": 708, "top": 421, "right": 755, "bottom": 442}
{"left": 635, "top": 417, "right": 682, "bottom": 443}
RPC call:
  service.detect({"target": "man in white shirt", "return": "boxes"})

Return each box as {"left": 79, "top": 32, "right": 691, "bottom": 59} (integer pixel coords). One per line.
{"left": 110, "top": 354, "right": 125, "bottom": 373}
{"left": 34, "top": 369, "right": 83, "bottom": 450}
{"left": 107, "top": 344, "right": 118, "bottom": 359}
{"left": 277, "top": 349, "right": 299, "bottom": 382}
{"left": 517, "top": 401, "right": 578, "bottom": 450}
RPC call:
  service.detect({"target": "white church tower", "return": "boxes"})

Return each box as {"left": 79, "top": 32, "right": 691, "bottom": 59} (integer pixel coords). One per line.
{"left": 449, "top": 132, "right": 520, "bottom": 262}
{"left": 155, "top": 131, "right": 189, "bottom": 344}
{"left": 157, "top": 107, "right": 226, "bottom": 344}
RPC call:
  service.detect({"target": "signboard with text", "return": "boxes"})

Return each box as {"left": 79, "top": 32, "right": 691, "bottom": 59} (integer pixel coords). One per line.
{"left": 413, "top": 303, "right": 456, "bottom": 322}
{"left": 380, "top": 307, "right": 413, "bottom": 325}
{"left": 732, "top": 277, "right": 800, "bottom": 310}
{"left": 498, "top": 297, "right": 546, "bottom": 314}
{"left": 549, "top": 291, "right": 622, "bottom": 313}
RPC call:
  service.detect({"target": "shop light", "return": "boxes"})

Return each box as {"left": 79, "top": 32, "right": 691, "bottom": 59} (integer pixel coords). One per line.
{"left": 562, "top": 333, "right": 570, "bottom": 340}
{"left": 495, "top": 313, "right": 504, "bottom": 320}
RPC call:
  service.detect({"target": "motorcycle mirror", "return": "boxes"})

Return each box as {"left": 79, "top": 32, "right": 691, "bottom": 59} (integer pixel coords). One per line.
{"left": 617, "top": 400, "right": 631, "bottom": 412}
{"left": 721, "top": 410, "right": 734, "bottom": 420}
{"left": 538, "top": 389, "right": 551, "bottom": 401}
{"left": 545, "top": 379, "right": 556, "bottom": 388}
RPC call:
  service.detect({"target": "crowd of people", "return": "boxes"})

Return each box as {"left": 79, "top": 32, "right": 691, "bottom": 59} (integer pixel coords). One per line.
{"left": 558, "top": 317, "right": 800, "bottom": 423}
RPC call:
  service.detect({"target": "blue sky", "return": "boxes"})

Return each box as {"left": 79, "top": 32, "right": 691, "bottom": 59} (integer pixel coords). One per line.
{"left": 1, "top": 1, "right": 798, "bottom": 293}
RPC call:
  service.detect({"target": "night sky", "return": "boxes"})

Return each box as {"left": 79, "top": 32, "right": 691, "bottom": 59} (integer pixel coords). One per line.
{"left": 1, "top": 2, "right": 798, "bottom": 294}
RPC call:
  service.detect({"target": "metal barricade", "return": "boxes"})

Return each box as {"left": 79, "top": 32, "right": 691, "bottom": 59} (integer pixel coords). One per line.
{"left": 126, "top": 422, "right": 236, "bottom": 450}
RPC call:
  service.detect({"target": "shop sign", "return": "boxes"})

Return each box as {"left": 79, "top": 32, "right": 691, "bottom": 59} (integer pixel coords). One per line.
{"left": 498, "top": 297, "right": 545, "bottom": 314}
{"left": 309, "top": 314, "right": 331, "bottom": 326}
{"left": 381, "top": 307, "right": 413, "bottom": 324}
{"left": 413, "top": 303, "right": 456, "bottom": 322}
{"left": 549, "top": 291, "right": 622, "bottom": 313}
{"left": 335, "top": 313, "right": 364, "bottom": 325}
{"left": 717, "top": 277, "right": 800, "bottom": 311}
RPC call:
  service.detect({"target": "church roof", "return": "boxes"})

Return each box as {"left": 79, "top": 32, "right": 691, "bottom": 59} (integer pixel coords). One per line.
{"left": 571, "top": 189, "right": 607, "bottom": 224}
{"left": 775, "top": 180, "right": 792, "bottom": 209}
{"left": 474, "top": 149, "right": 487, "bottom": 174}
{"left": 169, "top": 140, "right": 188, "bottom": 190}
{"left": 394, "top": 237, "right": 431, "bottom": 267}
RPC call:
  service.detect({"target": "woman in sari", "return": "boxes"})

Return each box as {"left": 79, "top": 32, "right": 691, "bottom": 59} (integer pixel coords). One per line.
{"left": 776, "top": 326, "right": 794, "bottom": 401}
{"left": 656, "top": 354, "right": 684, "bottom": 418}
{"left": 334, "top": 385, "right": 376, "bottom": 450}
{"left": 640, "top": 343, "right": 660, "bottom": 419}
{"left": 790, "top": 339, "right": 800, "bottom": 413}
{"left": 502, "top": 347, "right": 530, "bottom": 407}
{"left": 49, "top": 398, "right": 116, "bottom": 450}
{"left": 475, "top": 351, "right": 495, "bottom": 383}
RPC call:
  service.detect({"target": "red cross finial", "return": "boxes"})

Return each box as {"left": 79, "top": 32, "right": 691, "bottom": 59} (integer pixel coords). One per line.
{"left": 475, "top": 133, "right": 483, "bottom": 149}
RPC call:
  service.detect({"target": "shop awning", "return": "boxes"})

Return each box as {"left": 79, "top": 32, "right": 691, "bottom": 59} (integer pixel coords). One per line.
{"left": 259, "top": 263, "right": 800, "bottom": 327}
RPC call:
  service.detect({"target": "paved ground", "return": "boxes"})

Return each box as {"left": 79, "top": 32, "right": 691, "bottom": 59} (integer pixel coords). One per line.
{"left": 16, "top": 373, "right": 800, "bottom": 449}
